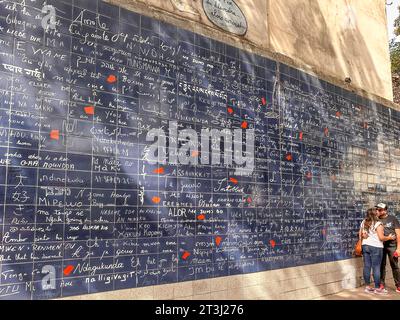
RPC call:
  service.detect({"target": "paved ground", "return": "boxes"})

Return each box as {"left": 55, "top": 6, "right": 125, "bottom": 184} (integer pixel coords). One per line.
{"left": 316, "top": 284, "right": 400, "bottom": 300}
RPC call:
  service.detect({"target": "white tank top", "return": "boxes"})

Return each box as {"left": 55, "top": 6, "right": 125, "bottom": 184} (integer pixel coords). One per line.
{"left": 361, "top": 220, "right": 383, "bottom": 248}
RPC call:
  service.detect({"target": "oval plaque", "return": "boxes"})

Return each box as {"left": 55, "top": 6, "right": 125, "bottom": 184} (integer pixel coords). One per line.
{"left": 202, "top": 0, "right": 248, "bottom": 36}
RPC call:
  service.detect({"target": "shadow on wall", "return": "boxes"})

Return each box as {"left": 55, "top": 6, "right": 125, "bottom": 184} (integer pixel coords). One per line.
{"left": 111, "top": 0, "right": 391, "bottom": 99}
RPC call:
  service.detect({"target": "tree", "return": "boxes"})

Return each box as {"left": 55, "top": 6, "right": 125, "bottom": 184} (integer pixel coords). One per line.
{"left": 391, "top": 5, "right": 400, "bottom": 73}
{"left": 390, "top": 39, "right": 400, "bottom": 74}
{"left": 394, "top": 4, "right": 400, "bottom": 36}
{"left": 390, "top": 5, "right": 400, "bottom": 102}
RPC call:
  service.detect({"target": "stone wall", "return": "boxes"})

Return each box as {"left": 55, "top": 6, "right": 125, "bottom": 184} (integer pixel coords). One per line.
{"left": 60, "top": 258, "right": 395, "bottom": 300}
{"left": 106, "top": 0, "right": 393, "bottom": 104}
{"left": 64, "top": 0, "right": 397, "bottom": 300}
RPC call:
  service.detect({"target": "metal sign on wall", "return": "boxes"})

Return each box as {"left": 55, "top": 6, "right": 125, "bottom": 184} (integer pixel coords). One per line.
{"left": 202, "top": 0, "right": 248, "bottom": 35}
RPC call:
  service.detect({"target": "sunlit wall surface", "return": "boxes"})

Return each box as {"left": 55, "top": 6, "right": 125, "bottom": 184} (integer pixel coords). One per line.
{"left": 0, "top": 0, "right": 398, "bottom": 299}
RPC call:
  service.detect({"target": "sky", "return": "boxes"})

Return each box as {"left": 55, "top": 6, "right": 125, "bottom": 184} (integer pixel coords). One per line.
{"left": 387, "top": 0, "right": 400, "bottom": 41}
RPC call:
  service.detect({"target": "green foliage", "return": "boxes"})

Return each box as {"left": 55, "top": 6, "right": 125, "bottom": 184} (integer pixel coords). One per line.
{"left": 391, "top": 6, "right": 400, "bottom": 74}
{"left": 390, "top": 39, "right": 400, "bottom": 74}
{"left": 395, "top": 6, "right": 400, "bottom": 37}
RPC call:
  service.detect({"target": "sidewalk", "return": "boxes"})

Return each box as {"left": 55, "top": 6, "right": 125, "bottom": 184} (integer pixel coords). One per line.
{"left": 315, "top": 284, "right": 400, "bottom": 300}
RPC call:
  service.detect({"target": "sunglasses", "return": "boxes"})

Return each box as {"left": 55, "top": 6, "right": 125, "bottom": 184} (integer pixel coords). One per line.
{"left": 376, "top": 208, "right": 386, "bottom": 211}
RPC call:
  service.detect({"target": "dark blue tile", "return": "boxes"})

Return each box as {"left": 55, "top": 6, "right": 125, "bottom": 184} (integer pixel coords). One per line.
{"left": 136, "top": 271, "right": 158, "bottom": 287}
{"left": 61, "top": 277, "right": 90, "bottom": 298}
{"left": 98, "top": 0, "right": 119, "bottom": 18}
{"left": 120, "top": 7, "right": 139, "bottom": 27}
{"left": 141, "top": 14, "right": 159, "bottom": 32}
{"left": 74, "top": 0, "right": 97, "bottom": 12}
{"left": 178, "top": 267, "right": 195, "bottom": 282}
